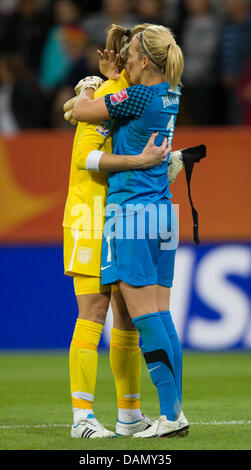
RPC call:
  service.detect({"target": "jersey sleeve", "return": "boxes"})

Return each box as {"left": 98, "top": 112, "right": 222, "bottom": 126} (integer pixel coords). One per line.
{"left": 73, "top": 76, "right": 130, "bottom": 170}
{"left": 104, "top": 85, "right": 154, "bottom": 120}
{"left": 74, "top": 120, "right": 113, "bottom": 170}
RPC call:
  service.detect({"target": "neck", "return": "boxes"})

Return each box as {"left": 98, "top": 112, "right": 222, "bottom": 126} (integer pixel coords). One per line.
{"left": 140, "top": 70, "right": 164, "bottom": 86}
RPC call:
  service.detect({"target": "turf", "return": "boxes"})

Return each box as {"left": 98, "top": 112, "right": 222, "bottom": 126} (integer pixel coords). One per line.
{"left": 0, "top": 351, "right": 251, "bottom": 451}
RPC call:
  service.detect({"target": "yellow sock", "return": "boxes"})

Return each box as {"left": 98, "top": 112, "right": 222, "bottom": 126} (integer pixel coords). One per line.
{"left": 69, "top": 318, "right": 103, "bottom": 414}
{"left": 110, "top": 328, "right": 141, "bottom": 412}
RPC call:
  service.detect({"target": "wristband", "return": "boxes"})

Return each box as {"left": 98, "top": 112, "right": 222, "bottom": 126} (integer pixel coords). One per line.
{"left": 85, "top": 150, "right": 103, "bottom": 171}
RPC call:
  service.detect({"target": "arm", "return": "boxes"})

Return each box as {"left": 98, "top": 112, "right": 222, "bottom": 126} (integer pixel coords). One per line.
{"left": 71, "top": 83, "right": 198, "bottom": 178}
{"left": 76, "top": 129, "right": 170, "bottom": 172}
{"left": 73, "top": 81, "right": 168, "bottom": 171}
{"left": 72, "top": 83, "right": 154, "bottom": 123}
{"left": 72, "top": 88, "right": 109, "bottom": 122}
{"left": 73, "top": 84, "right": 167, "bottom": 171}
{"left": 98, "top": 133, "right": 170, "bottom": 171}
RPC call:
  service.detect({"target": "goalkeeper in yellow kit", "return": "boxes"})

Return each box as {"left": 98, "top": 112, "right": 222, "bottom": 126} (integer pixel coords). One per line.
{"left": 63, "top": 24, "right": 184, "bottom": 439}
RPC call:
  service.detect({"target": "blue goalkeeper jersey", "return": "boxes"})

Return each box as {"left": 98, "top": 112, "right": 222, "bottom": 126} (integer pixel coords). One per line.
{"left": 104, "top": 81, "right": 181, "bottom": 209}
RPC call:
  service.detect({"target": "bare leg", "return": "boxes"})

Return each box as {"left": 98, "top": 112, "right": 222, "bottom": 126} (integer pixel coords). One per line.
{"left": 119, "top": 282, "right": 159, "bottom": 318}
{"left": 76, "top": 291, "right": 110, "bottom": 324}
{"left": 111, "top": 289, "right": 136, "bottom": 330}
{"left": 156, "top": 285, "right": 170, "bottom": 312}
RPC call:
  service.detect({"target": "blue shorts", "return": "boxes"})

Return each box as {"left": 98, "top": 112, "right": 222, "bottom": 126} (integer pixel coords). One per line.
{"left": 101, "top": 200, "right": 178, "bottom": 287}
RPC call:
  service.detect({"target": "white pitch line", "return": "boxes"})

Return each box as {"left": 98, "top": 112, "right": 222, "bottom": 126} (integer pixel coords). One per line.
{"left": 0, "top": 424, "right": 70, "bottom": 429}
{"left": 0, "top": 421, "right": 251, "bottom": 430}
{"left": 191, "top": 420, "right": 251, "bottom": 425}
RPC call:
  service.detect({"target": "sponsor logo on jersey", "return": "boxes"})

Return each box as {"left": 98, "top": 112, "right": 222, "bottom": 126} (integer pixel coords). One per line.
{"left": 77, "top": 247, "right": 93, "bottom": 264}
{"left": 96, "top": 120, "right": 112, "bottom": 137}
{"left": 110, "top": 89, "right": 128, "bottom": 106}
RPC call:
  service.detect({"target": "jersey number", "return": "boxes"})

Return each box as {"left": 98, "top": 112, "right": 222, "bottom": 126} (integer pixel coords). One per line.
{"left": 106, "top": 235, "right": 112, "bottom": 263}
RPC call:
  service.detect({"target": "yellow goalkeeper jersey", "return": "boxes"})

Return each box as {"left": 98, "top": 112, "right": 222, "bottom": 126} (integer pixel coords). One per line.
{"left": 63, "top": 69, "right": 130, "bottom": 277}
{"left": 63, "top": 69, "right": 130, "bottom": 233}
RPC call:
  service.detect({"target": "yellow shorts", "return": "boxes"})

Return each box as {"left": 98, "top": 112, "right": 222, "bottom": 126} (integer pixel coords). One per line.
{"left": 73, "top": 274, "right": 119, "bottom": 295}
{"left": 63, "top": 227, "right": 102, "bottom": 277}
{"left": 64, "top": 228, "right": 118, "bottom": 295}
{"left": 73, "top": 274, "right": 109, "bottom": 295}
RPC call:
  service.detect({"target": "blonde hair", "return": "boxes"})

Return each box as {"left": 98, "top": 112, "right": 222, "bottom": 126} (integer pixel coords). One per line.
{"left": 135, "top": 25, "right": 184, "bottom": 91}
{"left": 105, "top": 23, "right": 151, "bottom": 71}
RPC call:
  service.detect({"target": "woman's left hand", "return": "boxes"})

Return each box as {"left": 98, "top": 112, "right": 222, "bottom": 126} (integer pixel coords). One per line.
{"left": 97, "top": 49, "right": 121, "bottom": 80}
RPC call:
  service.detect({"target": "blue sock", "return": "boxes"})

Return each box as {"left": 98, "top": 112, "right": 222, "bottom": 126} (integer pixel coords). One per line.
{"left": 160, "top": 310, "right": 183, "bottom": 406}
{"left": 132, "top": 312, "right": 180, "bottom": 421}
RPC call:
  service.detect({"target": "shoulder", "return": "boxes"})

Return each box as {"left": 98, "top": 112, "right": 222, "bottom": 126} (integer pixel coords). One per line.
{"left": 94, "top": 74, "right": 130, "bottom": 98}
{"left": 127, "top": 84, "right": 154, "bottom": 98}
{"left": 111, "top": 84, "right": 154, "bottom": 107}
{"left": 105, "top": 84, "right": 154, "bottom": 119}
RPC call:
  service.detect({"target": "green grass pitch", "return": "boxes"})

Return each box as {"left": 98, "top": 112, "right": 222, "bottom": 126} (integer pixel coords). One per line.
{"left": 0, "top": 351, "right": 251, "bottom": 451}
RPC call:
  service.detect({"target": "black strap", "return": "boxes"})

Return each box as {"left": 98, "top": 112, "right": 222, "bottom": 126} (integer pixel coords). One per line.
{"left": 181, "top": 144, "right": 206, "bottom": 244}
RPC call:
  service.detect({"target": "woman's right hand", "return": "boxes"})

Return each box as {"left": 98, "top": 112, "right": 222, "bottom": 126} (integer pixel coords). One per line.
{"left": 139, "top": 133, "right": 171, "bottom": 168}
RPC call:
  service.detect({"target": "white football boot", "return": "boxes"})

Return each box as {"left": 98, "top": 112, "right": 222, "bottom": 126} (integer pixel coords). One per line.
{"left": 176, "top": 411, "right": 189, "bottom": 437}
{"left": 116, "top": 414, "right": 153, "bottom": 436}
{"left": 133, "top": 415, "right": 189, "bottom": 438}
{"left": 71, "top": 416, "right": 116, "bottom": 439}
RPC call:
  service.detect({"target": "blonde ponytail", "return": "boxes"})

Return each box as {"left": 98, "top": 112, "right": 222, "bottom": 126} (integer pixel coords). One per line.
{"left": 135, "top": 25, "right": 184, "bottom": 91}
{"left": 165, "top": 43, "right": 184, "bottom": 91}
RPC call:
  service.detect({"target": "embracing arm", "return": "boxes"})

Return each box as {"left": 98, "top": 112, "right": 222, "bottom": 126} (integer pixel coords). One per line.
{"left": 73, "top": 87, "right": 170, "bottom": 171}
{"left": 72, "top": 88, "right": 109, "bottom": 122}
{"left": 76, "top": 128, "right": 170, "bottom": 172}
{"left": 72, "top": 83, "right": 170, "bottom": 171}
{"left": 94, "top": 133, "right": 170, "bottom": 171}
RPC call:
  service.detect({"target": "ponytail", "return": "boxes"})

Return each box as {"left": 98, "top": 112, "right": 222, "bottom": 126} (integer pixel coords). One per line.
{"left": 135, "top": 25, "right": 184, "bottom": 91}
{"left": 165, "top": 43, "right": 184, "bottom": 91}
{"left": 105, "top": 24, "right": 129, "bottom": 54}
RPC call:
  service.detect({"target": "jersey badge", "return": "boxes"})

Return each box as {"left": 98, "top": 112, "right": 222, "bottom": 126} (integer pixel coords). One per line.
{"left": 96, "top": 120, "right": 112, "bottom": 137}
{"left": 110, "top": 89, "right": 128, "bottom": 106}
{"left": 77, "top": 247, "right": 93, "bottom": 265}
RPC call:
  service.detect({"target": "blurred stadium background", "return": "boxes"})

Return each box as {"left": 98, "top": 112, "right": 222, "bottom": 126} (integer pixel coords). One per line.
{"left": 0, "top": 1, "right": 250, "bottom": 358}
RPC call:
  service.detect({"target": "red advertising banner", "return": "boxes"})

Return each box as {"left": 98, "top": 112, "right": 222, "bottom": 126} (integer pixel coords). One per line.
{"left": 0, "top": 127, "right": 250, "bottom": 243}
